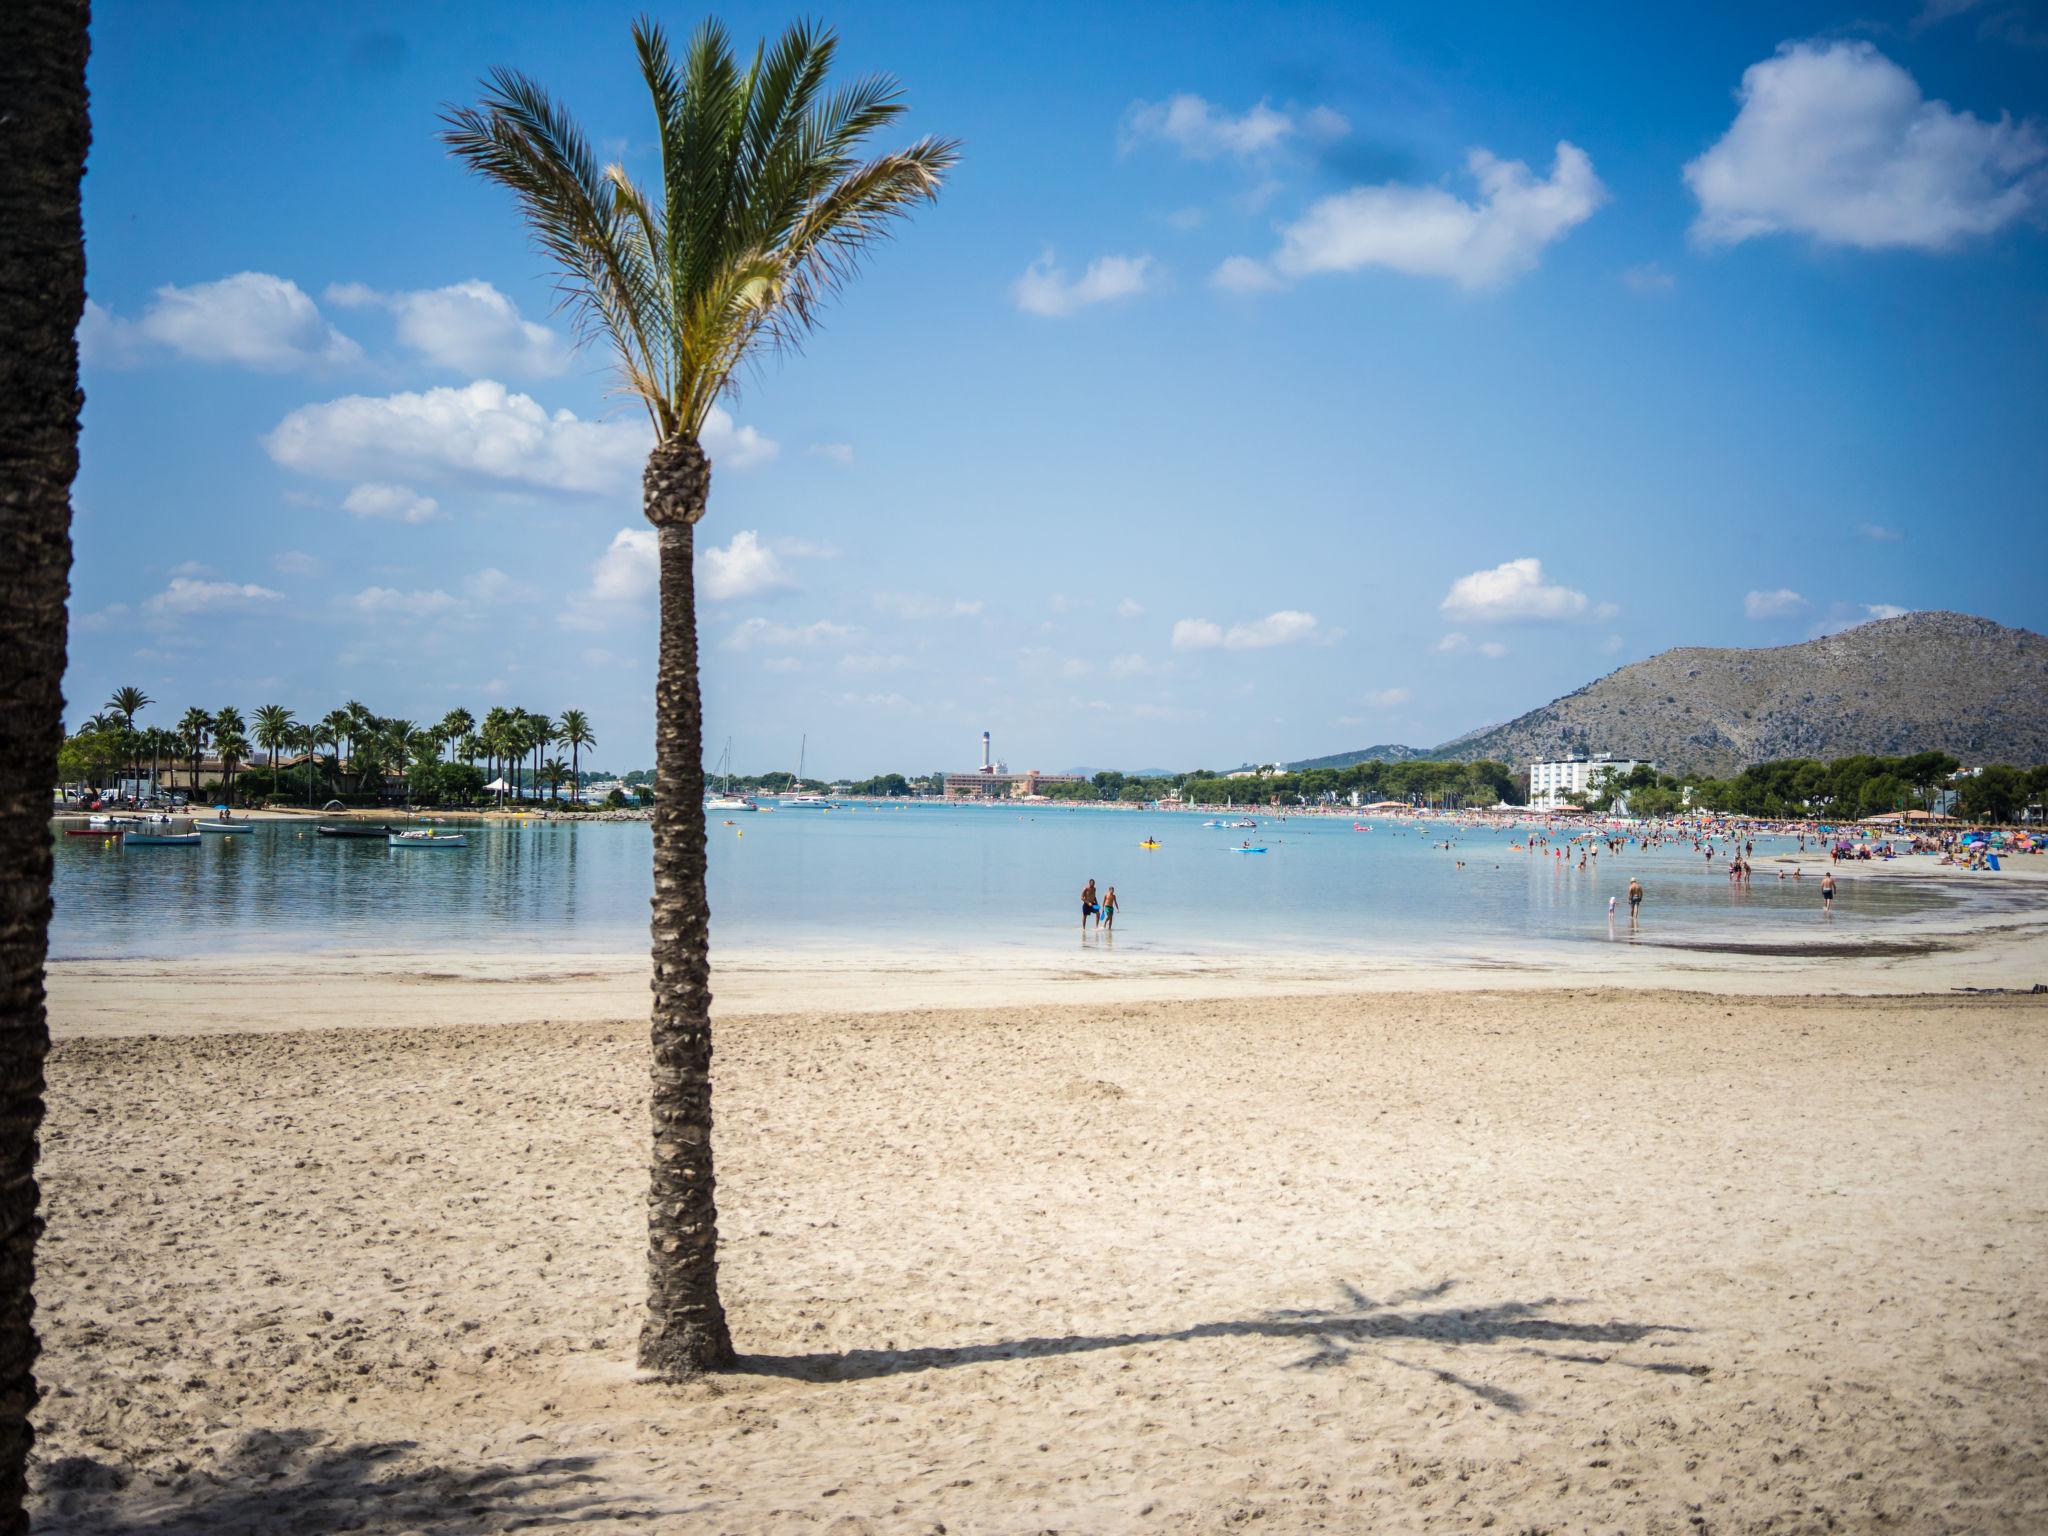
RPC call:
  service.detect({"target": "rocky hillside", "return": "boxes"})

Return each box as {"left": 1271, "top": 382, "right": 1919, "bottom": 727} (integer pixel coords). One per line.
{"left": 1432, "top": 612, "right": 2048, "bottom": 777}
{"left": 1288, "top": 743, "right": 1429, "bottom": 771}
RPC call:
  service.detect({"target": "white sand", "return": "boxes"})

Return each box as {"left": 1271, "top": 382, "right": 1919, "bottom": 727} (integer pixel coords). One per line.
{"left": 28, "top": 984, "right": 2048, "bottom": 1533}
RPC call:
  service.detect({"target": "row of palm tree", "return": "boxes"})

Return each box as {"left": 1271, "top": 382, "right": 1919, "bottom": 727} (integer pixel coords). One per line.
{"left": 74, "top": 690, "right": 600, "bottom": 804}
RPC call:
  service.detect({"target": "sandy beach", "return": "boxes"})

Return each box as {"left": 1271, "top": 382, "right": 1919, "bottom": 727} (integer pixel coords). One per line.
{"left": 27, "top": 975, "right": 2048, "bottom": 1533}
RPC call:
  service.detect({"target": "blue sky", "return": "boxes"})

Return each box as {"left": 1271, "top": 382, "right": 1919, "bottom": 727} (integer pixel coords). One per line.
{"left": 70, "top": 0, "right": 2048, "bottom": 777}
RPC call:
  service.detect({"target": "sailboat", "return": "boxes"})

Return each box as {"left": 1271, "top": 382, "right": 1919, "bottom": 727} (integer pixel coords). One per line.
{"left": 703, "top": 738, "right": 758, "bottom": 812}
{"left": 784, "top": 734, "right": 834, "bottom": 807}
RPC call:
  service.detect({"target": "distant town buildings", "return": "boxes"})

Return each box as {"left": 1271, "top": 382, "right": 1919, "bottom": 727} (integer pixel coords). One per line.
{"left": 1526, "top": 752, "right": 1651, "bottom": 811}
{"left": 941, "top": 729, "right": 1086, "bottom": 800}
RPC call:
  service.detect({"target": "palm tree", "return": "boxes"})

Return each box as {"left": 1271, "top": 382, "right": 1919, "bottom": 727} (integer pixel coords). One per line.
{"left": 177, "top": 707, "right": 212, "bottom": 798}
{"left": 525, "top": 711, "right": 555, "bottom": 805}
{"left": 343, "top": 700, "right": 373, "bottom": 792}
{"left": 0, "top": 4, "right": 88, "bottom": 1514}
{"left": 556, "top": 710, "right": 596, "bottom": 804}
{"left": 318, "top": 710, "right": 349, "bottom": 795}
{"left": 540, "top": 756, "right": 571, "bottom": 802}
{"left": 141, "top": 727, "right": 178, "bottom": 800}
{"left": 253, "top": 703, "right": 296, "bottom": 787}
{"left": 291, "top": 723, "right": 321, "bottom": 805}
{"left": 214, "top": 729, "right": 249, "bottom": 806}
{"left": 106, "top": 684, "right": 151, "bottom": 792}
{"left": 447, "top": 17, "right": 954, "bottom": 1377}
{"left": 440, "top": 708, "right": 475, "bottom": 762}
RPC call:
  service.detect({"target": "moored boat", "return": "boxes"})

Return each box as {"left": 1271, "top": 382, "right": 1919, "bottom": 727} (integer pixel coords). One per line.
{"left": 195, "top": 820, "right": 252, "bottom": 834}
{"left": 317, "top": 824, "right": 398, "bottom": 839}
{"left": 389, "top": 830, "right": 467, "bottom": 848}
{"left": 66, "top": 826, "right": 121, "bottom": 837}
{"left": 124, "top": 832, "right": 202, "bottom": 847}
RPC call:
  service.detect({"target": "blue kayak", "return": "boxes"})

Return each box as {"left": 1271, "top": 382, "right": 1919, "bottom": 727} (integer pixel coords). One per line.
{"left": 1231, "top": 846, "right": 1268, "bottom": 854}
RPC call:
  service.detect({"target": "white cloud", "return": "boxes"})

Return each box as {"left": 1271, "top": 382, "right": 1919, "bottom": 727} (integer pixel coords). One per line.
{"left": 272, "top": 551, "right": 321, "bottom": 576}
{"left": 699, "top": 530, "right": 794, "bottom": 601}
{"left": 1172, "top": 610, "right": 1331, "bottom": 650}
{"left": 345, "top": 586, "right": 462, "bottom": 618}
{"left": 1598, "top": 634, "right": 1625, "bottom": 655}
{"left": 1108, "top": 652, "right": 1159, "bottom": 678}
{"left": 1230, "top": 142, "right": 1606, "bottom": 291}
{"left": 1858, "top": 521, "right": 1904, "bottom": 541}
{"left": 1012, "top": 250, "right": 1154, "bottom": 317}
{"left": 1622, "top": 261, "right": 1676, "bottom": 292}
{"left": 1440, "top": 558, "right": 1590, "bottom": 622}
{"left": 85, "top": 272, "right": 360, "bottom": 371}
{"left": 168, "top": 559, "right": 213, "bottom": 578}
{"left": 1363, "top": 686, "right": 1411, "bottom": 708}
{"left": 839, "top": 691, "right": 916, "bottom": 712}
{"left": 342, "top": 482, "right": 442, "bottom": 523}
{"left": 325, "top": 279, "right": 569, "bottom": 376}
{"left": 465, "top": 567, "right": 538, "bottom": 604}
{"left": 267, "top": 380, "right": 645, "bottom": 496}
{"left": 71, "top": 602, "right": 129, "bottom": 633}
{"left": 839, "top": 652, "right": 910, "bottom": 674}
{"left": 1685, "top": 40, "right": 2047, "bottom": 251}
{"left": 1744, "top": 587, "right": 1808, "bottom": 619}
{"left": 558, "top": 528, "right": 657, "bottom": 630}
{"left": 1121, "top": 94, "right": 1340, "bottom": 161}
{"left": 873, "top": 592, "right": 983, "bottom": 619}
{"left": 1434, "top": 632, "right": 1509, "bottom": 658}
{"left": 1211, "top": 255, "right": 1284, "bottom": 293}
{"left": 760, "top": 656, "right": 802, "bottom": 674}
{"left": 774, "top": 536, "right": 840, "bottom": 559}
{"left": 1116, "top": 597, "right": 1146, "bottom": 619}
{"left": 267, "top": 382, "right": 774, "bottom": 496}
{"left": 806, "top": 442, "right": 855, "bottom": 465}
{"left": 701, "top": 404, "right": 778, "bottom": 470}
{"left": 1864, "top": 602, "right": 1912, "bottom": 620}
{"left": 141, "top": 577, "right": 284, "bottom": 618}
{"left": 724, "top": 617, "right": 858, "bottom": 651}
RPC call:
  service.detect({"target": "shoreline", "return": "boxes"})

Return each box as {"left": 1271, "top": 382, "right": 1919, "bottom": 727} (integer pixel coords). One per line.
{"left": 45, "top": 893, "right": 2048, "bottom": 1040}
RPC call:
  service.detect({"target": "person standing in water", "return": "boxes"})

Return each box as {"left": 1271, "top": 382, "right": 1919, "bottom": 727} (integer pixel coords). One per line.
{"left": 1627, "top": 876, "right": 1643, "bottom": 928}
{"left": 1081, "top": 878, "right": 1099, "bottom": 929}
{"left": 1100, "top": 885, "right": 1120, "bottom": 932}
{"left": 1821, "top": 869, "right": 1836, "bottom": 917}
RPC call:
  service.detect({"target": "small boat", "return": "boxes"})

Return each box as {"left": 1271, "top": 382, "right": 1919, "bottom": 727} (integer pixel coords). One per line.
{"left": 785, "top": 795, "right": 836, "bottom": 808}
{"left": 389, "top": 830, "right": 466, "bottom": 848}
{"left": 1139, "top": 840, "right": 1162, "bottom": 849}
{"left": 1231, "top": 846, "right": 1269, "bottom": 854}
{"left": 66, "top": 826, "right": 121, "bottom": 837}
{"left": 124, "top": 832, "right": 201, "bottom": 847}
{"left": 195, "top": 820, "right": 252, "bottom": 834}
{"left": 317, "top": 824, "right": 398, "bottom": 839}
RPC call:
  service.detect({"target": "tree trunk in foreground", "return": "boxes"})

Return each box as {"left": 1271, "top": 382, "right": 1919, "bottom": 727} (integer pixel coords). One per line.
{"left": 0, "top": 1, "right": 88, "bottom": 1525}
{"left": 638, "top": 435, "right": 735, "bottom": 1377}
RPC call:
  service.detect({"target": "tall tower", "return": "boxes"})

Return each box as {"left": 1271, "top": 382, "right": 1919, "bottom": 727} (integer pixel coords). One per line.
{"left": 981, "top": 730, "right": 992, "bottom": 771}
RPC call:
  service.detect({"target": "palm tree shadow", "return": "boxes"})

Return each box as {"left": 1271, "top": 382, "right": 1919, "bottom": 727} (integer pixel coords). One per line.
{"left": 34, "top": 1428, "right": 662, "bottom": 1535}
{"left": 741, "top": 1279, "right": 1699, "bottom": 1415}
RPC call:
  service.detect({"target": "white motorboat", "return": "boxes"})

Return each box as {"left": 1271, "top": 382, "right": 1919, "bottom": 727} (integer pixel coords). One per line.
{"left": 389, "top": 829, "right": 467, "bottom": 848}
{"left": 195, "top": 820, "right": 253, "bottom": 834}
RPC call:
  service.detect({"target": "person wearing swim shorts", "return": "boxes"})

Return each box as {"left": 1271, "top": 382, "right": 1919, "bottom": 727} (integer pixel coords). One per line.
{"left": 1821, "top": 870, "right": 1836, "bottom": 917}
{"left": 1627, "top": 877, "right": 1643, "bottom": 929}
{"left": 1101, "top": 886, "right": 1119, "bottom": 931}
{"left": 1081, "top": 878, "right": 1098, "bottom": 928}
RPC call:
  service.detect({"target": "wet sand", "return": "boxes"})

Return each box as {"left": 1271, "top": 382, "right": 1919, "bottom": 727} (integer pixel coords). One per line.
{"left": 29, "top": 986, "right": 2048, "bottom": 1533}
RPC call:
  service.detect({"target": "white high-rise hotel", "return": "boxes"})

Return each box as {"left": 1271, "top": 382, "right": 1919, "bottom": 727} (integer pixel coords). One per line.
{"left": 1525, "top": 753, "right": 1652, "bottom": 811}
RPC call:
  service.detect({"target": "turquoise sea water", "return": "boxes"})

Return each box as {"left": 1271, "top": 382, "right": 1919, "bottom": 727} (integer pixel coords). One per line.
{"left": 48, "top": 804, "right": 1951, "bottom": 962}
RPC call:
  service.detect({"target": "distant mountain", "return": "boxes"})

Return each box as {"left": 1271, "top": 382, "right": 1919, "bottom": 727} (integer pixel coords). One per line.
{"left": 1063, "top": 767, "right": 1182, "bottom": 780}
{"left": 1430, "top": 611, "right": 2048, "bottom": 777}
{"left": 1288, "top": 743, "right": 1432, "bottom": 771}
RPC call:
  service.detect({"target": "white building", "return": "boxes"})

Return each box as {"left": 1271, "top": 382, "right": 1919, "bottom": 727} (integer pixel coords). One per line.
{"left": 1526, "top": 753, "right": 1651, "bottom": 811}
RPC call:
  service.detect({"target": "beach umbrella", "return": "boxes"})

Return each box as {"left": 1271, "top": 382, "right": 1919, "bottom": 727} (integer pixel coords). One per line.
{"left": 484, "top": 777, "right": 510, "bottom": 791}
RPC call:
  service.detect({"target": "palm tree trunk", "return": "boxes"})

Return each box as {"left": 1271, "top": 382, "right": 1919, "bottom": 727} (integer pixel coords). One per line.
{"left": 638, "top": 436, "right": 733, "bottom": 1377}
{"left": 0, "top": 2, "right": 87, "bottom": 1524}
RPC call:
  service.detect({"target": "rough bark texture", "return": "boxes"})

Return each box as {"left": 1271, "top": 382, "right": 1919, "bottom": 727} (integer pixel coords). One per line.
{"left": 637, "top": 435, "right": 735, "bottom": 1376}
{"left": 0, "top": 0, "right": 88, "bottom": 1525}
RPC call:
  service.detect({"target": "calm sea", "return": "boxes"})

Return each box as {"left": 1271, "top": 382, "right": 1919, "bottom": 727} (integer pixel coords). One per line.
{"left": 47, "top": 803, "right": 1953, "bottom": 962}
